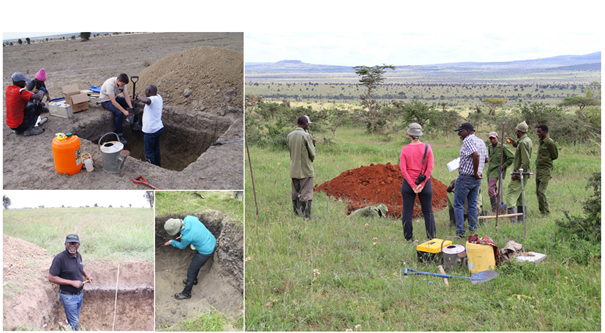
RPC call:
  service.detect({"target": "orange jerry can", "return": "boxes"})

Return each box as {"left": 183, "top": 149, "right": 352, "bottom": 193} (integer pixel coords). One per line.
{"left": 52, "top": 133, "right": 83, "bottom": 175}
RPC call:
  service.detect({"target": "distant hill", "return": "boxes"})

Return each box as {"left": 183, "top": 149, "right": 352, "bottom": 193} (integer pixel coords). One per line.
{"left": 246, "top": 52, "right": 601, "bottom": 74}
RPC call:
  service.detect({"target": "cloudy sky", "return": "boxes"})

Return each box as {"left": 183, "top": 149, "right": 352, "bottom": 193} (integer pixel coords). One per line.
{"left": 3, "top": 191, "right": 151, "bottom": 209}
{"left": 245, "top": 32, "right": 602, "bottom": 66}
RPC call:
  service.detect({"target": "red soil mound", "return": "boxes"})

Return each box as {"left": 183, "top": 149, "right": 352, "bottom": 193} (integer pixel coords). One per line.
{"left": 315, "top": 163, "right": 448, "bottom": 218}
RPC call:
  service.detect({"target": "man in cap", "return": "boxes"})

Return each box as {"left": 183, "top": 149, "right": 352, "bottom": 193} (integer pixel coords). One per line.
{"left": 98, "top": 73, "right": 140, "bottom": 145}
{"left": 287, "top": 115, "right": 317, "bottom": 219}
{"left": 5, "top": 72, "right": 48, "bottom": 136}
{"left": 535, "top": 124, "right": 558, "bottom": 216}
{"left": 163, "top": 216, "right": 216, "bottom": 300}
{"left": 505, "top": 121, "right": 533, "bottom": 222}
{"left": 48, "top": 234, "right": 94, "bottom": 331}
{"left": 453, "top": 122, "right": 488, "bottom": 236}
{"left": 486, "top": 131, "right": 514, "bottom": 212}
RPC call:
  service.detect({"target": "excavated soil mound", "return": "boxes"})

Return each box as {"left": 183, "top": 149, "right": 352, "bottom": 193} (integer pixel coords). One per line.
{"left": 315, "top": 163, "right": 448, "bottom": 218}
{"left": 155, "top": 211, "right": 243, "bottom": 330}
{"left": 3, "top": 234, "right": 154, "bottom": 331}
{"left": 132, "top": 46, "right": 243, "bottom": 113}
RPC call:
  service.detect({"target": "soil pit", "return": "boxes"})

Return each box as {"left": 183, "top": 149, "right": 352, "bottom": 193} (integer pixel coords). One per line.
{"left": 84, "top": 107, "right": 234, "bottom": 172}
{"left": 155, "top": 211, "right": 243, "bottom": 330}
{"left": 3, "top": 234, "right": 154, "bottom": 331}
{"left": 315, "top": 162, "right": 449, "bottom": 218}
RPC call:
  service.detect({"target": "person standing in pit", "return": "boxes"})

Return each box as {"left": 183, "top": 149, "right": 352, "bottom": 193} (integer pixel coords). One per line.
{"left": 163, "top": 216, "right": 216, "bottom": 300}
{"left": 135, "top": 84, "right": 163, "bottom": 167}
{"left": 48, "top": 234, "right": 94, "bottom": 331}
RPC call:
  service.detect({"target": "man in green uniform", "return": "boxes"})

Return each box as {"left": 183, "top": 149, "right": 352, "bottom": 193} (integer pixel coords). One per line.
{"left": 535, "top": 124, "right": 558, "bottom": 216}
{"left": 287, "top": 115, "right": 316, "bottom": 219}
{"left": 486, "top": 131, "right": 514, "bottom": 212}
{"left": 505, "top": 121, "right": 533, "bottom": 223}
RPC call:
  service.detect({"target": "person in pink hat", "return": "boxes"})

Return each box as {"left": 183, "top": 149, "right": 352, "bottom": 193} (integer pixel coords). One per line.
{"left": 26, "top": 68, "right": 52, "bottom": 104}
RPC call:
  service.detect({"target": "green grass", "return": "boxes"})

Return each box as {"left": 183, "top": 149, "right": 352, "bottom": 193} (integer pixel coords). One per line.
{"left": 244, "top": 126, "right": 600, "bottom": 331}
{"left": 155, "top": 191, "right": 243, "bottom": 223}
{"left": 2, "top": 207, "right": 154, "bottom": 262}
{"left": 161, "top": 308, "right": 232, "bottom": 332}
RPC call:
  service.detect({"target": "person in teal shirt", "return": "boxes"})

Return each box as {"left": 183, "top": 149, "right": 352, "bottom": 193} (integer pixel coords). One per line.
{"left": 163, "top": 216, "right": 216, "bottom": 300}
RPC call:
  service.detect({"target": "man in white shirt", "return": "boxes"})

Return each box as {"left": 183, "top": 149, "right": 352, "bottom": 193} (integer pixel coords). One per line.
{"left": 135, "top": 84, "right": 164, "bottom": 167}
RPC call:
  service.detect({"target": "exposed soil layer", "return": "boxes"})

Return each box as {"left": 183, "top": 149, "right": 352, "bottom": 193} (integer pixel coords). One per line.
{"left": 3, "top": 32, "right": 243, "bottom": 190}
{"left": 3, "top": 234, "right": 154, "bottom": 331}
{"left": 315, "top": 163, "right": 448, "bottom": 218}
{"left": 155, "top": 211, "right": 243, "bottom": 330}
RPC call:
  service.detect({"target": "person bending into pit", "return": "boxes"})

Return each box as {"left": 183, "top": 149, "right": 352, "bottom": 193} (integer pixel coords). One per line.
{"left": 5, "top": 72, "right": 48, "bottom": 136}
{"left": 287, "top": 115, "right": 317, "bottom": 219}
{"left": 163, "top": 217, "right": 216, "bottom": 300}
{"left": 134, "top": 84, "right": 163, "bottom": 167}
{"left": 98, "top": 73, "right": 140, "bottom": 145}
{"left": 399, "top": 123, "right": 435, "bottom": 241}
{"left": 48, "top": 234, "right": 94, "bottom": 331}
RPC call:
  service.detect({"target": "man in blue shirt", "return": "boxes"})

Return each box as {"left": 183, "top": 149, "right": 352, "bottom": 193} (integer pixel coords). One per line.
{"left": 164, "top": 216, "right": 216, "bottom": 300}
{"left": 453, "top": 122, "right": 488, "bottom": 237}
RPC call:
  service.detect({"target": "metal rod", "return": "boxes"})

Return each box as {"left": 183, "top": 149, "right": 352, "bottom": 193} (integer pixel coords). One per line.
{"left": 112, "top": 264, "right": 120, "bottom": 331}
{"left": 479, "top": 213, "right": 524, "bottom": 219}
{"left": 245, "top": 134, "right": 259, "bottom": 216}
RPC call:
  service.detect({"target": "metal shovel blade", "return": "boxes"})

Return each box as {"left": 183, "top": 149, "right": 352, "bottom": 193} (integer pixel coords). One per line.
{"left": 470, "top": 270, "right": 499, "bottom": 284}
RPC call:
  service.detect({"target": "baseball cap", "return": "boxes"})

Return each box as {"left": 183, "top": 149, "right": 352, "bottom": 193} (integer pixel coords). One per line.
{"left": 11, "top": 72, "right": 29, "bottom": 82}
{"left": 489, "top": 131, "right": 498, "bottom": 138}
{"left": 454, "top": 122, "right": 475, "bottom": 132}
{"left": 304, "top": 115, "right": 313, "bottom": 124}
{"left": 65, "top": 234, "right": 80, "bottom": 244}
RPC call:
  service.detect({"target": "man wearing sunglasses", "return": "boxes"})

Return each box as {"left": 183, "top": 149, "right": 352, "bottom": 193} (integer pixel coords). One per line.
{"left": 49, "top": 234, "right": 94, "bottom": 331}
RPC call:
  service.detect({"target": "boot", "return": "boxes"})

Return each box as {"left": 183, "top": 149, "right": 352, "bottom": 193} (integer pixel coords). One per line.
{"left": 449, "top": 209, "right": 455, "bottom": 226}
{"left": 23, "top": 127, "right": 44, "bottom": 136}
{"left": 508, "top": 207, "right": 518, "bottom": 223}
{"left": 183, "top": 278, "right": 198, "bottom": 286}
{"left": 118, "top": 133, "right": 128, "bottom": 145}
{"left": 517, "top": 206, "right": 526, "bottom": 222}
{"left": 490, "top": 197, "right": 497, "bottom": 212}
{"left": 293, "top": 200, "right": 303, "bottom": 217}
{"left": 303, "top": 200, "right": 318, "bottom": 220}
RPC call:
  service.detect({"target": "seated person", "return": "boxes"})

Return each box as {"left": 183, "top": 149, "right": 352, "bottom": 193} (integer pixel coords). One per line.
{"left": 5, "top": 72, "right": 47, "bottom": 136}
{"left": 26, "top": 68, "right": 52, "bottom": 108}
{"left": 98, "top": 73, "right": 139, "bottom": 145}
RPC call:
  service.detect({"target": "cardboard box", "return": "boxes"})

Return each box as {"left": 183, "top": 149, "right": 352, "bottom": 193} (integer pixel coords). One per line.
{"left": 62, "top": 85, "right": 89, "bottom": 112}
{"left": 48, "top": 101, "right": 73, "bottom": 119}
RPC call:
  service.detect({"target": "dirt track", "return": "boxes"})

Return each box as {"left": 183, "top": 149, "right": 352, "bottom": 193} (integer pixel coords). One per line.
{"left": 3, "top": 32, "right": 243, "bottom": 190}
{"left": 155, "top": 211, "right": 243, "bottom": 330}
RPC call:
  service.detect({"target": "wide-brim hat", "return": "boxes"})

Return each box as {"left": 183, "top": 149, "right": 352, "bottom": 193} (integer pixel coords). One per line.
{"left": 406, "top": 123, "right": 423, "bottom": 137}
{"left": 515, "top": 121, "right": 529, "bottom": 132}
{"left": 164, "top": 218, "right": 183, "bottom": 236}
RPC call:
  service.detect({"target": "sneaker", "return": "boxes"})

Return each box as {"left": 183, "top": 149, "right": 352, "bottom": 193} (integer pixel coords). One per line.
{"left": 38, "top": 117, "right": 48, "bottom": 126}
{"left": 174, "top": 293, "right": 191, "bottom": 300}
{"left": 23, "top": 127, "right": 44, "bottom": 136}
{"left": 190, "top": 244, "right": 196, "bottom": 251}
{"left": 118, "top": 134, "right": 127, "bottom": 145}
{"left": 182, "top": 279, "right": 198, "bottom": 285}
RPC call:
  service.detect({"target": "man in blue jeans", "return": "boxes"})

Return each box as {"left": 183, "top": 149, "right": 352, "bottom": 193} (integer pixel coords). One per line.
{"left": 98, "top": 73, "right": 139, "bottom": 145}
{"left": 163, "top": 216, "right": 216, "bottom": 300}
{"left": 453, "top": 122, "right": 488, "bottom": 237}
{"left": 49, "top": 234, "right": 94, "bottom": 331}
{"left": 134, "top": 84, "right": 164, "bottom": 167}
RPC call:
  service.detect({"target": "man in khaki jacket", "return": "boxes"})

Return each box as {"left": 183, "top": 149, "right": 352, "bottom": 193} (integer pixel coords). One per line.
{"left": 287, "top": 115, "right": 316, "bottom": 219}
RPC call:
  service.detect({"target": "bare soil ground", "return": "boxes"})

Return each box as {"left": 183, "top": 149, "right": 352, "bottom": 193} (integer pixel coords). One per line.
{"left": 3, "top": 32, "right": 243, "bottom": 190}
{"left": 2, "top": 234, "right": 154, "bottom": 331}
{"left": 155, "top": 211, "right": 243, "bottom": 330}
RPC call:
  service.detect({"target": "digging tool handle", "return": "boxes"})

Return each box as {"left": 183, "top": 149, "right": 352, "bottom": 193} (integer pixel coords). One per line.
{"left": 403, "top": 268, "right": 471, "bottom": 280}
{"left": 131, "top": 75, "right": 139, "bottom": 100}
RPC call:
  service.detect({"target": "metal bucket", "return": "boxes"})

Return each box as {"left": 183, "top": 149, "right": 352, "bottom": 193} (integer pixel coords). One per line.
{"left": 441, "top": 236, "right": 466, "bottom": 270}
{"left": 98, "top": 132, "right": 130, "bottom": 174}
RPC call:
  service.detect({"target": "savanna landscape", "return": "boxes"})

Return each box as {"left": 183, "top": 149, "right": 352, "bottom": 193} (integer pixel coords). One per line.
{"left": 244, "top": 54, "right": 601, "bottom": 330}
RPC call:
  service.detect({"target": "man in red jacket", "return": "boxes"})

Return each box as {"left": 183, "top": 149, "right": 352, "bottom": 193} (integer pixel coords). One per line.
{"left": 5, "top": 72, "right": 47, "bottom": 136}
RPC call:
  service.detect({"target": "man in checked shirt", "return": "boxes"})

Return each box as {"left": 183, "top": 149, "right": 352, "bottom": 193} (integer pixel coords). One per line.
{"left": 453, "top": 122, "right": 488, "bottom": 237}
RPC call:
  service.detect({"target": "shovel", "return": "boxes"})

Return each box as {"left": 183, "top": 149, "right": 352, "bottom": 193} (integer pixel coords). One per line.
{"left": 404, "top": 268, "right": 498, "bottom": 284}
{"left": 130, "top": 75, "right": 139, "bottom": 100}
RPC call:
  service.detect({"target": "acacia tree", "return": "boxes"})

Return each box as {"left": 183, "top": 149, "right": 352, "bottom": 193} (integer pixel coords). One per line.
{"left": 144, "top": 191, "right": 155, "bottom": 208}
{"left": 3, "top": 195, "right": 11, "bottom": 209}
{"left": 353, "top": 64, "right": 396, "bottom": 134}
{"left": 80, "top": 32, "right": 91, "bottom": 41}
{"left": 482, "top": 98, "right": 507, "bottom": 115}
